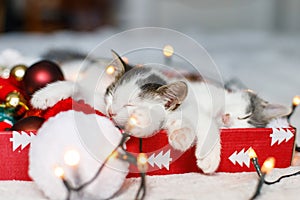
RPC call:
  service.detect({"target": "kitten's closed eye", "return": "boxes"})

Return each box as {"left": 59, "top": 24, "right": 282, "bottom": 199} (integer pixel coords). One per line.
{"left": 237, "top": 112, "right": 252, "bottom": 120}
{"left": 123, "top": 104, "right": 134, "bottom": 107}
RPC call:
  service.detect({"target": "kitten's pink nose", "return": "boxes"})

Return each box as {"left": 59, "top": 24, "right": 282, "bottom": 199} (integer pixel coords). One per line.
{"left": 222, "top": 113, "right": 231, "bottom": 126}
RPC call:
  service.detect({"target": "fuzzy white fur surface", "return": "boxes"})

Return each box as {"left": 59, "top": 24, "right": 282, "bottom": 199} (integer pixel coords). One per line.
{"left": 2, "top": 163, "right": 300, "bottom": 200}
{"left": 266, "top": 118, "right": 290, "bottom": 128}
{"left": 29, "top": 110, "right": 129, "bottom": 200}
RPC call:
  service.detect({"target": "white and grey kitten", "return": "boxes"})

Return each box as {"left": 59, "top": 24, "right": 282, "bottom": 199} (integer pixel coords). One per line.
{"left": 104, "top": 55, "right": 291, "bottom": 174}
{"left": 31, "top": 51, "right": 291, "bottom": 174}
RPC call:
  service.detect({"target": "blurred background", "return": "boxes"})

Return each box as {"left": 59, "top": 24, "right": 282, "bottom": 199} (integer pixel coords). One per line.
{"left": 1, "top": 0, "right": 300, "bottom": 33}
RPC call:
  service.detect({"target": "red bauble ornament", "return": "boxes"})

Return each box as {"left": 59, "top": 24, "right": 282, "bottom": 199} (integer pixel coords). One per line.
{"left": 23, "top": 60, "right": 64, "bottom": 95}
{"left": 11, "top": 116, "right": 45, "bottom": 131}
{"left": 0, "top": 77, "right": 23, "bottom": 100}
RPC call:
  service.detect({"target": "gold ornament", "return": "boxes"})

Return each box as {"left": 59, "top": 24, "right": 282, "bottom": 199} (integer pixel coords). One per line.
{"left": 10, "top": 64, "right": 27, "bottom": 81}
{"left": 1, "top": 91, "right": 29, "bottom": 110}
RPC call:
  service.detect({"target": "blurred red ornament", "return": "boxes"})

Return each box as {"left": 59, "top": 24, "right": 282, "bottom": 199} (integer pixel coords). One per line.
{"left": 23, "top": 60, "right": 64, "bottom": 95}
{"left": 11, "top": 116, "right": 45, "bottom": 131}
{"left": 0, "top": 78, "right": 20, "bottom": 101}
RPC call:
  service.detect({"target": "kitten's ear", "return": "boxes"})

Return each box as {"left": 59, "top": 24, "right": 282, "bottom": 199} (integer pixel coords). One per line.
{"left": 109, "top": 50, "right": 126, "bottom": 79}
{"left": 263, "top": 104, "right": 292, "bottom": 119}
{"left": 157, "top": 81, "right": 188, "bottom": 110}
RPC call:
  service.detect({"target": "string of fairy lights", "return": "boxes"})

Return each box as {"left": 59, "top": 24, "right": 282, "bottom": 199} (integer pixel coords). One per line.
{"left": 54, "top": 114, "right": 148, "bottom": 200}
{"left": 247, "top": 96, "right": 300, "bottom": 199}
{"left": 248, "top": 147, "right": 300, "bottom": 199}
{"left": 54, "top": 47, "right": 300, "bottom": 200}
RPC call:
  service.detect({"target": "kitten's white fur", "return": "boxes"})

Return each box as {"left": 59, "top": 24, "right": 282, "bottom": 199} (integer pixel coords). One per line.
{"left": 31, "top": 52, "right": 291, "bottom": 174}
{"left": 106, "top": 78, "right": 256, "bottom": 173}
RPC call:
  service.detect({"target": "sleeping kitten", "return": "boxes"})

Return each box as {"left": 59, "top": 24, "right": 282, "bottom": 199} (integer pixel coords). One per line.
{"left": 105, "top": 55, "right": 291, "bottom": 174}
{"left": 31, "top": 51, "right": 291, "bottom": 174}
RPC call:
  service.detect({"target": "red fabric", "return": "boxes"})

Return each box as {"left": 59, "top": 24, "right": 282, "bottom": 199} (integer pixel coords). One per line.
{"left": 0, "top": 78, "right": 21, "bottom": 101}
{"left": 0, "top": 131, "right": 37, "bottom": 180}
{"left": 42, "top": 98, "right": 105, "bottom": 120}
{"left": 0, "top": 121, "right": 13, "bottom": 131}
{"left": 0, "top": 127, "right": 296, "bottom": 180}
{"left": 218, "top": 128, "right": 295, "bottom": 172}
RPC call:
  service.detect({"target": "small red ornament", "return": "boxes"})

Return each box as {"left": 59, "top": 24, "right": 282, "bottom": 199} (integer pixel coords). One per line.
{"left": 23, "top": 60, "right": 64, "bottom": 95}
{"left": 0, "top": 78, "right": 21, "bottom": 101}
{"left": 11, "top": 116, "right": 45, "bottom": 131}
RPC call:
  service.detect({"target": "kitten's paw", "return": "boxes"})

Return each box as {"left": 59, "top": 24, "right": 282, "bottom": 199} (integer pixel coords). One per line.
{"left": 31, "top": 81, "right": 75, "bottom": 110}
{"left": 168, "top": 127, "right": 194, "bottom": 151}
{"left": 197, "top": 156, "right": 220, "bottom": 174}
{"left": 196, "top": 143, "right": 221, "bottom": 174}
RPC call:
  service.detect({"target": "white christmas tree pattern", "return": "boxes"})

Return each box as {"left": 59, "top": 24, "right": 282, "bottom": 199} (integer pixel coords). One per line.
{"left": 228, "top": 148, "right": 251, "bottom": 167}
{"left": 9, "top": 131, "right": 36, "bottom": 152}
{"left": 147, "top": 150, "right": 173, "bottom": 170}
{"left": 270, "top": 128, "right": 294, "bottom": 146}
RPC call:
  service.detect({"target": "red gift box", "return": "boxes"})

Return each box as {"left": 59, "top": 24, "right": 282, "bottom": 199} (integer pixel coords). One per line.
{"left": 0, "top": 127, "right": 296, "bottom": 180}
{"left": 0, "top": 130, "right": 37, "bottom": 180}
{"left": 126, "top": 127, "right": 296, "bottom": 177}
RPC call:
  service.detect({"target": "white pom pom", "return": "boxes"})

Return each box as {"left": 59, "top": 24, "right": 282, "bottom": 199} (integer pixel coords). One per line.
{"left": 29, "top": 110, "right": 129, "bottom": 200}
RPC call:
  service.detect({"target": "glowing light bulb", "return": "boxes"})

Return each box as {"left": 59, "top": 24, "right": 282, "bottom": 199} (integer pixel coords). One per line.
{"left": 137, "top": 153, "right": 148, "bottom": 172}
{"left": 128, "top": 115, "right": 138, "bottom": 127}
{"left": 137, "top": 153, "right": 148, "bottom": 165}
{"left": 163, "top": 45, "right": 174, "bottom": 58}
{"left": 248, "top": 147, "right": 257, "bottom": 159}
{"left": 106, "top": 65, "right": 115, "bottom": 75}
{"left": 109, "top": 151, "right": 119, "bottom": 160}
{"left": 261, "top": 157, "right": 275, "bottom": 174}
{"left": 292, "top": 96, "right": 300, "bottom": 106}
{"left": 54, "top": 166, "right": 65, "bottom": 178}
{"left": 64, "top": 149, "right": 80, "bottom": 167}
